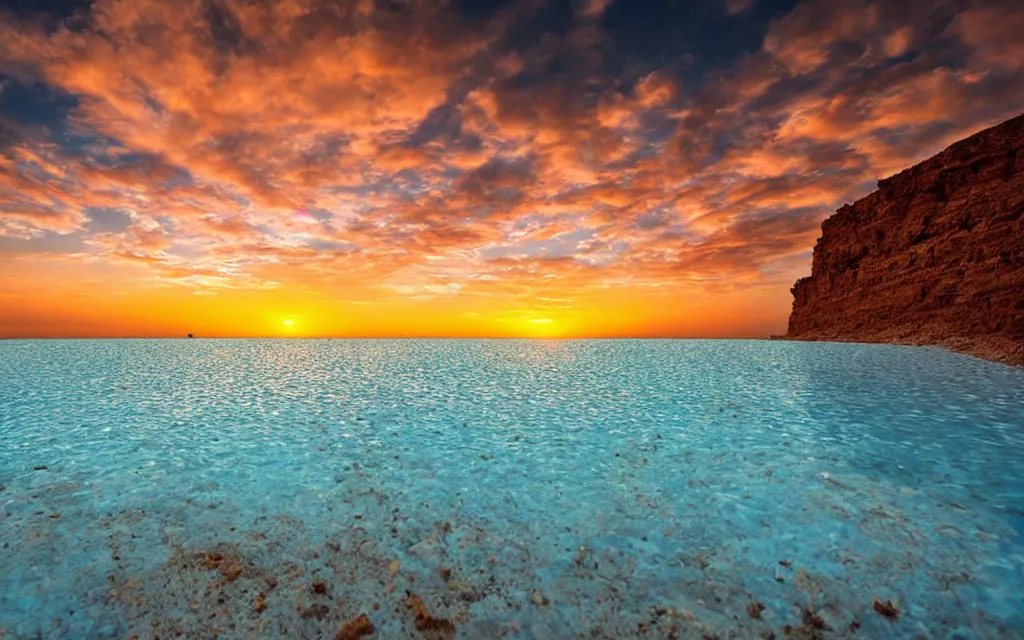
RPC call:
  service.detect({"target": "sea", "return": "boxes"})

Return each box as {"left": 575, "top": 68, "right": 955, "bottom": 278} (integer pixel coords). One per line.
{"left": 1, "top": 339, "right": 1022, "bottom": 638}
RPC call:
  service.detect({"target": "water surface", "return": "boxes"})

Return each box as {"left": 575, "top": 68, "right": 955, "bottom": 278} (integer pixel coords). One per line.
{"left": 1, "top": 339, "right": 1023, "bottom": 638}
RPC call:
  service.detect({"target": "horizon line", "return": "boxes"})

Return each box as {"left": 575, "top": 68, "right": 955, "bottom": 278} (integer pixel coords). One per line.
{"left": 0, "top": 335, "right": 785, "bottom": 341}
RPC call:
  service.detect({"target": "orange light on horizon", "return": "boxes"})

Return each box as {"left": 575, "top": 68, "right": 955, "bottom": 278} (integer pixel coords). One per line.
{"left": 0, "top": 249, "right": 795, "bottom": 339}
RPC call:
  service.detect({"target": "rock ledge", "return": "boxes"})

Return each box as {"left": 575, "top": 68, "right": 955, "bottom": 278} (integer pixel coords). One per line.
{"left": 785, "top": 113, "right": 1024, "bottom": 366}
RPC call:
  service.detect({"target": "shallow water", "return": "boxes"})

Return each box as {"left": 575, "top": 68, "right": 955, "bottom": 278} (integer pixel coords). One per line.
{"left": 1, "top": 339, "right": 1023, "bottom": 639}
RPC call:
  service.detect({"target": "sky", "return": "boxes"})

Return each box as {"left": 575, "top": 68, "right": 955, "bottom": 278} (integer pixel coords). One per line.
{"left": 0, "top": 0, "right": 1022, "bottom": 338}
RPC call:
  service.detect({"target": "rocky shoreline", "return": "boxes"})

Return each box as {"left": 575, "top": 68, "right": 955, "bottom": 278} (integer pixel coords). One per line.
{"left": 776, "top": 333, "right": 1024, "bottom": 367}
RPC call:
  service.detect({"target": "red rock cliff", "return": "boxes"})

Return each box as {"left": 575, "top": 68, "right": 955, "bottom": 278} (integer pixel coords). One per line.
{"left": 786, "top": 113, "right": 1024, "bottom": 365}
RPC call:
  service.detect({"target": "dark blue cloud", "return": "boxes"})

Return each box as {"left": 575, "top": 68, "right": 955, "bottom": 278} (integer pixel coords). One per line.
{"left": 0, "top": 80, "right": 77, "bottom": 129}
{"left": 602, "top": 0, "right": 800, "bottom": 83}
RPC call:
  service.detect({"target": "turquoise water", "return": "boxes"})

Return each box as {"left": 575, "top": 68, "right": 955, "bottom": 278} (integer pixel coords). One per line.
{"left": 1, "top": 339, "right": 1023, "bottom": 639}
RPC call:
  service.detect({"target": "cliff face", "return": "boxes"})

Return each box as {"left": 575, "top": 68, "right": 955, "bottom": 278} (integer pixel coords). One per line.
{"left": 786, "top": 113, "right": 1024, "bottom": 365}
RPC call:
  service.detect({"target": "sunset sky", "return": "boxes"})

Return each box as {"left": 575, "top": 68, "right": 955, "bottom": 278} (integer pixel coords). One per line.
{"left": 1, "top": 0, "right": 1022, "bottom": 338}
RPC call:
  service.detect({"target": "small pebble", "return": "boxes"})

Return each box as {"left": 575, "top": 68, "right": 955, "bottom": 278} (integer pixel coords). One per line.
{"left": 873, "top": 599, "right": 900, "bottom": 619}
{"left": 221, "top": 562, "right": 243, "bottom": 582}
{"left": 335, "top": 613, "right": 375, "bottom": 639}
{"left": 747, "top": 601, "right": 765, "bottom": 619}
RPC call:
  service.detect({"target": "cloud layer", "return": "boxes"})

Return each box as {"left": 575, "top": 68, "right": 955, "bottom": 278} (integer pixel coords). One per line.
{"left": 1, "top": 0, "right": 1022, "bottom": 336}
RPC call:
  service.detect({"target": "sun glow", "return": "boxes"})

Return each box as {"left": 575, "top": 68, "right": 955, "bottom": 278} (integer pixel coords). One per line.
{"left": 519, "top": 316, "right": 563, "bottom": 338}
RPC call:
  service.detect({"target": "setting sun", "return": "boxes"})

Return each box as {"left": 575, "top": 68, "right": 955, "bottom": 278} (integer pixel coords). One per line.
{"left": 519, "top": 317, "right": 563, "bottom": 338}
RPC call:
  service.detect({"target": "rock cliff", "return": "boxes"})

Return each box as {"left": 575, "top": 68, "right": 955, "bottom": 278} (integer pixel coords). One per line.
{"left": 786, "top": 113, "right": 1024, "bottom": 365}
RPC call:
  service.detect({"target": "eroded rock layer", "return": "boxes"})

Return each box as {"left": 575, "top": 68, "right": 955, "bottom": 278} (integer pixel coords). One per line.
{"left": 786, "top": 113, "right": 1024, "bottom": 365}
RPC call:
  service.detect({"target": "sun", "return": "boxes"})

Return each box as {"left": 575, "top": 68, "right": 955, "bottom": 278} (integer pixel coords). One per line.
{"left": 276, "top": 316, "right": 303, "bottom": 335}
{"left": 520, "top": 317, "right": 563, "bottom": 338}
